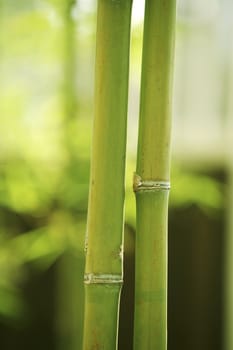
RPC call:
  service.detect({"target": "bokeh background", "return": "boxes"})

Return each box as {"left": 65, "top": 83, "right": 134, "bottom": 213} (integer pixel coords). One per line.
{"left": 0, "top": 0, "right": 232, "bottom": 349}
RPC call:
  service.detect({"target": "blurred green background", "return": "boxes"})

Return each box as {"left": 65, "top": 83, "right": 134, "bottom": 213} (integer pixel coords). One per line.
{"left": 0, "top": 0, "right": 232, "bottom": 349}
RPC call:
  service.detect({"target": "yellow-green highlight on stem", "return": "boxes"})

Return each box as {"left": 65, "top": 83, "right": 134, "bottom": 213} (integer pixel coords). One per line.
{"left": 83, "top": 0, "right": 133, "bottom": 349}
{"left": 133, "top": 1, "right": 177, "bottom": 349}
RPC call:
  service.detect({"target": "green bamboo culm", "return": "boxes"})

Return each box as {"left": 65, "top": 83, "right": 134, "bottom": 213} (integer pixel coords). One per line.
{"left": 133, "top": 1, "right": 176, "bottom": 349}
{"left": 83, "top": 1, "right": 132, "bottom": 349}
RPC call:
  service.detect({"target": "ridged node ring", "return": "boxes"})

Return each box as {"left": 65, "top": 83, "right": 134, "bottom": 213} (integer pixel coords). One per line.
{"left": 133, "top": 173, "right": 170, "bottom": 192}
{"left": 84, "top": 273, "right": 123, "bottom": 285}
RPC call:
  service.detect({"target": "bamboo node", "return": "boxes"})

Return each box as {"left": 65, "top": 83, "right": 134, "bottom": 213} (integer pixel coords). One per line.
{"left": 133, "top": 173, "right": 170, "bottom": 192}
{"left": 84, "top": 273, "right": 123, "bottom": 285}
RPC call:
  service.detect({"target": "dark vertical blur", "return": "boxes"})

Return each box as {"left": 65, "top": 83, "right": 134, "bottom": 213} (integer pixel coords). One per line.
{"left": 168, "top": 170, "right": 226, "bottom": 350}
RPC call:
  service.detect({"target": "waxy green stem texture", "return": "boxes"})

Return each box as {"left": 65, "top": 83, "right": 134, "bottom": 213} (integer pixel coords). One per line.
{"left": 83, "top": 1, "right": 132, "bottom": 349}
{"left": 134, "top": 1, "right": 176, "bottom": 349}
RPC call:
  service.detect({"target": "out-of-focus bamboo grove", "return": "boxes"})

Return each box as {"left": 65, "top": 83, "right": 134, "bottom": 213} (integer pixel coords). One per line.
{"left": 0, "top": 0, "right": 232, "bottom": 349}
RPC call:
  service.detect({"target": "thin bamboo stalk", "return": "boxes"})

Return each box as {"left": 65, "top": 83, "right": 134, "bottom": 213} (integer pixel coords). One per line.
{"left": 83, "top": 1, "right": 132, "bottom": 349}
{"left": 63, "top": 0, "right": 76, "bottom": 122}
{"left": 61, "top": 0, "right": 77, "bottom": 155}
{"left": 133, "top": 1, "right": 176, "bottom": 349}
{"left": 56, "top": 1, "right": 82, "bottom": 348}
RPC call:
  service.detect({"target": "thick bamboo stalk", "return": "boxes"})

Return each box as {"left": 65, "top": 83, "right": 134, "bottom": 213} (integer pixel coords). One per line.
{"left": 133, "top": 1, "right": 176, "bottom": 349}
{"left": 83, "top": 1, "right": 132, "bottom": 349}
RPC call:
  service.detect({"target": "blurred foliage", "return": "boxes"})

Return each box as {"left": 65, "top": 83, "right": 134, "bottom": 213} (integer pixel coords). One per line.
{"left": 0, "top": 0, "right": 225, "bottom": 330}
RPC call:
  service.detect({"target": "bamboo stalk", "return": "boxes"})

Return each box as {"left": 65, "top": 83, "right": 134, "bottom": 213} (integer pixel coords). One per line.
{"left": 133, "top": 1, "right": 176, "bottom": 349}
{"left": 83, "top": 1, "right": 132, "bottom": 349}
{"left": 61, "top": 0, "right": 77, "bottom": 156}
{"left": 63, "top": 0, "right": 76, "bottom": 122}
{"left": 56, "top": 1, "right": 81, "bottom": 348}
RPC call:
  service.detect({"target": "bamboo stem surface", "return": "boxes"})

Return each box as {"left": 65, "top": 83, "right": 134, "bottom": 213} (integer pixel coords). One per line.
{"left": 83, "top": 1, "right": 132, "bottom": 349}
{"left": 134, "top": 1, "right": 176, "bottom": 349}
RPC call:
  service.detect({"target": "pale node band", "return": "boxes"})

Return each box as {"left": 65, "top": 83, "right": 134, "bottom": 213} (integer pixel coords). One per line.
{"left": 133, "top": 173, "right": 171, "bottom": 193}
{"left": 84, "top": 273, "right": 123, "bottom": 285}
